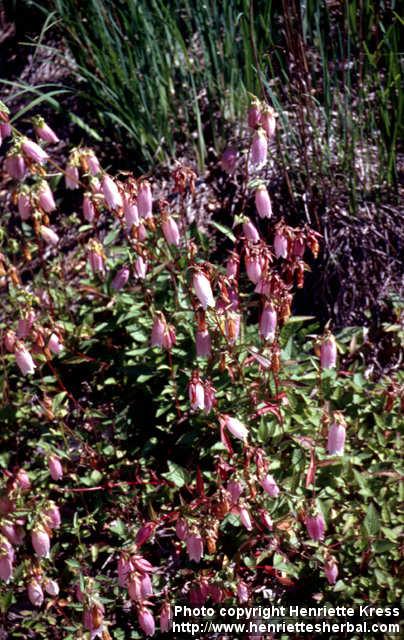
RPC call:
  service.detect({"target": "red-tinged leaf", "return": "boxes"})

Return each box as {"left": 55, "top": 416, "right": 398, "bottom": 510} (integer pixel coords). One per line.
{"left": 254, "top": 403, "right": 282, "bottom": 421}
{"left": 220, "top": 420, "right": 233, "bottom": 455}
{"left": 247, "top": 348, "right": 271, "bottom": 369}
{"left": 196, "top": 466, "right": 205, "bottom": 496}
{"left": 305, "top": 449, "right": 316, "bottom": 488}
{"left": 276, "top": 574, "right": 296, "bottom": 587}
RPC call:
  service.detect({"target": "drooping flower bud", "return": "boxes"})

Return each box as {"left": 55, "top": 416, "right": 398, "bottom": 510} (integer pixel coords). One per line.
{"left": 259, "top": 302, "right": 277, "bottom": 342}
{"left": 243, "top": 220, "right": 260, "bottom": 242}
{"left": 203, "top": 380, "right": 216, "bottom": 413}
{"left": 17, "top": 310, "right": 36, "bottom": 339}
{"left": 261, "top": 474, "right": 280, "bottom": 498}
{"left": 87, "top": 242, "right": 105, "bottom": 275}
{"left": 306, "top": 512, "right": 326, "bottom": 541}
{"left": 222, "top": 414, "right": 248, "bottom": 441}
{"left": 65, "top": 164, "right": 80, "bottom": 190}
{"left": 261, "top": 106, "right": 276, "bottom": 139}
{"left": 44, "top": 578, "right": 60, "bottom": 596}
{"left": 34, "top": 118, "right": 59, "bottom": 144}
{"left": 15, "top": 343, "right": 36, "bottom": 376}
{"left": 48, "top": 332, "right": 63, "bottom": 355}
{"left": 44, "top": 503, "right": 61, "bottom": 529}
{"left": 324, "top": 556, "right": 339, "bottom": 585}
{"left": 31, "top": 526, "right": 50, "bottom": 558}
{"left": 15, "top": 468, "right": 31, "bottom": 491}
{"left": 1, "top": 523, "right": 24, "bottom": 546}
{"left": 21, "top": 138, "right": 49, "bottom": 164}
{"left": 5, "top": 153, "right": 27, "bottom": 180}
{"left": 195, "top": 329, "right": 211, "bottom": 358}
{"left": 274, "top": 230, "right": 288, "bottom": 258}
{"left": 140, "top": 572, "right": 153, "bottom": 598}
{"left": 0, "top": 556, "right": 13, "bottom": 582}
{"left": 327, "top": 417, "right": 346, "bottom": 456}
{"left": 160, "top": 602, "right": 171, "bottom": 633}
{"left": 162, "top": 216, "right": 180, "bottom": 247}
{"left": 254, "top": 185, "right": 272, "bottom": 219}
{"left": 227, "top": 479, "right": 243, "bottom": 504}
{"left": 83, "top": 195, "right": 95, "bottom": 222}
{"left": 112, "top": 266, "right": 130, "bottom": 291}
{"left": 137, "top": 181, "right": 153, "bottom": 219}
{"left": 27, "top": 579, "right": 44, "bottom": 607}
{"left": 18, "top": 192, "right": 32, "bottom": 220}
{"left": 248, "top": 100, "right": 261, "bottom": 129}
{"left": 128, "top": 572, "right": 143, "bottom": 601}
{"left": 320, "top": 333, "right": 337, "bottom": 369}
{"left": 175, "top": 518, "right": 188, "bottom": 541}
{"left": 224, "top": 311, "right": 240, "bottom": 345}
{"left": 40, "top": 225, "right": 59, "bottom": 247}
{"left": 245, "top": 251, "right": 263, "bottom": 284}
{"left": 87, "top": 151, "right": 101, "bottom": 176}
{"left": 124, "top": 197, "right": 139, "bottom": 228}
{"left": 4, "top": 329, "right": 16, "bottom": 353}
{"left": 193, "top": 271, "right": 215, "bottom": 309}
{"left": 186, "top": 532, "right": 204, "bottom": 563}
{"left": 239, "top": 506, "right": 253, "bottom": 531}
{"left": 83, "top": 602, "right": 105, "bottom": 634}
{"left": 188, "top": 373, "right": 205, "bottom": 411}
{"left": 138, "top": 606, "right": 155, "bottom": 637}
{"left": 250, "top": 128, "right": 267, "bottom": 167}
{"left": 134, "top": 255, "right": 148, "bottom": 279}
{"left": 220, "top": 147, "right": 238, "bottom": 174}
{"left": 226, "top": 251, "right": 239, "bottom": 279}
{"left": 48, "top": 455, "right": 63, "bottom": 481}
{"left": 101, "top": 175, "right": 123, "bottom": 211}
{"left": 118, "top": 554, "right": 133, "bottom": 588}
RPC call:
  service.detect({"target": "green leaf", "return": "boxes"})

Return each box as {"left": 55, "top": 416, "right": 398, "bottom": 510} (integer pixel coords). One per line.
{"left": 364, "top": 503, "right": 380, "bottom": 536}
{"left": 208, "top": 221, "right": 236, "bottom": 243}
{"left": 162, "top": 461, "right": 190, "bottom": 487}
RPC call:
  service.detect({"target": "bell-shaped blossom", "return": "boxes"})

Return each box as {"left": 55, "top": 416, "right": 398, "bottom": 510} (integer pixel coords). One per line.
{"left": 138, "top": 606, "right": 155, "bottom": 637}
{"left": 220, "top": 147, "right": 238, "bottom": 174}
{"left": 15, "top": 343, "right": 36, "bottom": 376}
{"left": 248, "top": 100, "right": 261, "bottom": 128}
{"left": 320, "top": 334, "right": 337, "bottom": 369}
{"left": 48, "top": 455, "right": 63, "bottom": 481}
{"left": 261, "top": 474, "right": 280, "bottom": 497}
{"left": 18, "top": 192, "right": 32, "bottom": 220}
{"left": 189, "top": 374, "right": 205, "bottom": 411}
{"left": 255, "top": 185, "right": 272, "bottom": 219}
{"left": 274, "top": 231, "right": 288, "bottom": 258}
{"left": 327, "top": 419, "right": 346, "bottom": 456}
{"left": 83, "top": 195, "right": 95, "bottom": 222}
{"left": 28, "top": 579, "right": 44, "bottom": 607}
{"left": 227, "top": 479, "right": 243, "bottom": 504}
{"left": 65, "top": 164, "right": 80, "bottom": 189}
{"left": 160, "top": 602, "right": 171, "bottom": 633}
{"left": 222, "top": 414, "right": 248, "bottom": 441}
{"left": 324, "top": 557, "right": 339, "bottom": 585}
{"left": 195, "top": 329, "right": 211, "bottom": 358}
{"left": 175, "top": 518, "right": 188, "bottom": 541}
{"left": 124, "top": 197, "right": 139, "bottom": 228}
{"left": 34, "top": 119, "right": 59, "bottom": 144}
{"left": 137, "top": 181, "right": 152, "bottom": 219}
{"left": 112, "top": 267, "right": 130, "bottom": 291}
{"left": 101, "top": 175, "right": 123, "bottom": 210}
{"left": 243, "top": 220, "right": 260, "bottom": 242}
{"left": 31, "top": 526, "right": 50, "bottom": 558}
{"left": 5, "top": 154, "right": 27, "bottom": 180}
{"left": 193, "top": 271, "right": 214, "bottom": 309}
{"left": 250, "top": 128, "right": 267, "bottom": 167}
{"left": 306, "top": 512, "right": 326, "bottom": 541}
{"left": 48, "top": 332, "right": 63, "bottom": 355}
{"left": 118, "top": 554, "right": 133, "bottom": 588}
{"left": 259, "top": 303, "right": 277, "bottom": 342}
{"left": 239, "top": 506, "right": 253, "bottom": 531}
{"left": 44, "top": 578, "right": 60, "bottom": 596}
{"left": 134, "top": 255, "right": 148, "bottom": 279}
{"left": 44, "top": 503, "right": 61, "bottom": 529}
{"left": 162, "top": 216, "right": 180, "bottom": 247}
{"left": 186, "top": 532, "right": 204, "bottom": 563}
{"left": 261, "top": 106, "right": 276, "bottom": 138}
{"left": 40, "top": 225, "right": 59, "bottom": 246}
{"left": 22, "top": 138, "right": 49, "bottom": 164}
